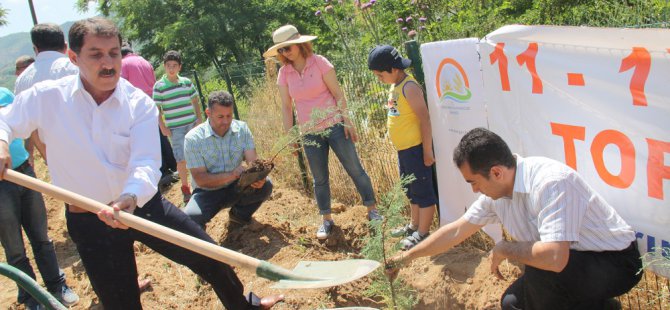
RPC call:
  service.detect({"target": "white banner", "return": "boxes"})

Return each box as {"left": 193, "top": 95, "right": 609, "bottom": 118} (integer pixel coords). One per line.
{"left": 421, "top": 38, "right": 502, "bottom": 242}
{"left": 424, "top": 25, "right": 670, "bottom": 277}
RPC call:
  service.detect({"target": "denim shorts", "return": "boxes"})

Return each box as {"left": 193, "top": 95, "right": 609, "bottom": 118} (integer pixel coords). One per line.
{"left": 398, "top": 143, "right": 438, "bottom": 208}
{"left": 169, "top": 122, "right": 195, "bottom": 162}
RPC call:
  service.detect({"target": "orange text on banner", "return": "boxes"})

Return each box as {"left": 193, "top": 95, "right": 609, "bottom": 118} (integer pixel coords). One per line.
{"left": 551, "top": 122, "right": 669, "bottom": 200}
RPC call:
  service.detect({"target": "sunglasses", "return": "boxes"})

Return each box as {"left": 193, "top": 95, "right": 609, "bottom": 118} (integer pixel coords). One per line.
{"left": 277, "top": 44, "right": 294, "bottom": 54}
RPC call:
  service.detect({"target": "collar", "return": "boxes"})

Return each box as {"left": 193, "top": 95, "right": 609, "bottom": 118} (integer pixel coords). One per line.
{"left": 160, "top": 74, "right": 181, "bottom": 85}
{"left": 70, "top": 74, "right": 123, "bottom": 106}
{"left": 284, "top": 55, "right": 316, "bottom": 73}
{"left": 512, "top": 154, "right": 528, "bottom": 194}
{"left": 35, "top": 51, "right": 68, "bottom": 62}
{"left": 204, "top": 119, "right": 240, "bottom": 138}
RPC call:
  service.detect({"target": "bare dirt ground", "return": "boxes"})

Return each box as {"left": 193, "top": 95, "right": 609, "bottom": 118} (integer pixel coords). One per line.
{"left": 0, "top": 158, "right": 519, "bottom": 310}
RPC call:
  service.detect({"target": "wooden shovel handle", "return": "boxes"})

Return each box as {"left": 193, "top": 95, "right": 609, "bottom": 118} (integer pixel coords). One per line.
{"left": 3, "top": 169, "right": 261, "bottom": 272}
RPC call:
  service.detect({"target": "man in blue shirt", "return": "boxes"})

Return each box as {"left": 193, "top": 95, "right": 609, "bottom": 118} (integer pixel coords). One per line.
{"left": 0, "top": 87, "right": 79, "bottom": 310}
{"left": 183, "top": 91, "right": 273, "bottom": 228}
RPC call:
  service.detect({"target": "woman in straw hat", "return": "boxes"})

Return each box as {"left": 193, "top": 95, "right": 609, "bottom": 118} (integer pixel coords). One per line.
{"left": 265, "top": 25, "right": 382, "bottom": 240}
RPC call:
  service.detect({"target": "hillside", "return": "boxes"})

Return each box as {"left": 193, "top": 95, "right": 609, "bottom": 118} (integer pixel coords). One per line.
{"left": 0, "top": 21, "right": 74, "bottom": 90}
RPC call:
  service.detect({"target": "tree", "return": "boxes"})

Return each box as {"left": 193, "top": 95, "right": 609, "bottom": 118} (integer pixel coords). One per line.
{"left": 0, "top": 4, "right": 8, "bottom": 27}
{"left": 76, "top": 0, "right": 324, "bottom": 71}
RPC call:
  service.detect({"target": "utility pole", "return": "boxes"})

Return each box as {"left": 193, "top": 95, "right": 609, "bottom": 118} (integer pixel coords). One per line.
{"left": 28, "top": 0, "right": 38, "bottom": 25}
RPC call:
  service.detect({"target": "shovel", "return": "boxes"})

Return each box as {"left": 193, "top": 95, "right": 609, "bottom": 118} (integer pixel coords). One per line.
{"left": 4, "top": 169, "right": 380, "bottom": 289}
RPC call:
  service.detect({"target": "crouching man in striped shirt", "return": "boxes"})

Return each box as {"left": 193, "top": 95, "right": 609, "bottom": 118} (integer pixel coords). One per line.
{"left": 387, "top": 127, "right": 641, "bottom": 310}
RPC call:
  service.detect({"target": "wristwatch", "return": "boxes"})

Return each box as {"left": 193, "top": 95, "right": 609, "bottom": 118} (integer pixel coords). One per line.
{"left": 122, "top": 193, "right": 138, "bottom": 206}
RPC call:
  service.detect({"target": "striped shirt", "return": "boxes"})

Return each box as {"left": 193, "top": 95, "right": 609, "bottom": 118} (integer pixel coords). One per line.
{"left": 464, "top": 155, "right": 635, "bottom": 251}
{"left": 152, "top": 75, "right": 198, "bottom": 128}
{"left": 184, "top": 119, "right": 255, "bottom": 190}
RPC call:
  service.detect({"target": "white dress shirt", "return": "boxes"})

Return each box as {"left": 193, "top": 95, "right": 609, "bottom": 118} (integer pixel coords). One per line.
{"left": 464, "top": 155, "right": 636, "bottom": 251}
{"left": 0, "top": 75, "right": 161, "bottom": 208}
{"left": 14, "top": 51, "right": 79, "bottom": 95}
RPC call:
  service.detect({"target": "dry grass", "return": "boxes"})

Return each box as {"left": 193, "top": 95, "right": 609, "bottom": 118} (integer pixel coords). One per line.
{"left": 241, "top": 74, "right": 669, "bottom": 310}
{"left": 244, "top": 77, "right": 400, "bottom": 206}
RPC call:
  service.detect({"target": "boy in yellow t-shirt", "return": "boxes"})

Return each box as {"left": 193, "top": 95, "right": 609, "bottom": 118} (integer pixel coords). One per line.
{"left": 368, "top": 45, "right": 438, "bottom": 250}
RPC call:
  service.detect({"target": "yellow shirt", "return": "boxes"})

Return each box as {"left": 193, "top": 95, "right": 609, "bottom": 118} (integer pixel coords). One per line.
{"left": 387, "top": 75, "right": 422, "bottom": 150}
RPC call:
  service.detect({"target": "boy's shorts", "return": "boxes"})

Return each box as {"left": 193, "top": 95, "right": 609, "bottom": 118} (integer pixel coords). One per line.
{"left": 169, "top": 122, "right": 196, "bottom": 162}
{"left": 398, "top": 144, "right": 438, "bottom": 208}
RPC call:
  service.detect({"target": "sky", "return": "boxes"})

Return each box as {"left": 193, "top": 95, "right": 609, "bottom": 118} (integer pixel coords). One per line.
{"left": 0, "top": 0, "right": 99, "bottom": 37}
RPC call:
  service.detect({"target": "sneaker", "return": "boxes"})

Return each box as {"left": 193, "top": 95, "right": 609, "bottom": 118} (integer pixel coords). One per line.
{"left": 367, "top": 209, "right": 383, "bottom": 221}
{"left": 52, "top": 284, "right": 80, "bottom": 307}
{"left": 391, "top": 224, "right": 417, "bottom": 238}
{"left": 316, "top": 220, "right": 334, "bottom": 240}
{"left": 400, "top": 231, "right": 429, "bottom": 251}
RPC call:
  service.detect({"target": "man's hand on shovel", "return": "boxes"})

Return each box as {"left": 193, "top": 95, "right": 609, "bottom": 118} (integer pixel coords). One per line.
{"left": 98, "top": 193, "right": 138, "bottom": 229}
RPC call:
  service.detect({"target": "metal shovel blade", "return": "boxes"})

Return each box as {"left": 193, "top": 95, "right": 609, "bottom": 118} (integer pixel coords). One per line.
{"left": 271, "top": 259, "right": 380, "bottom": 289}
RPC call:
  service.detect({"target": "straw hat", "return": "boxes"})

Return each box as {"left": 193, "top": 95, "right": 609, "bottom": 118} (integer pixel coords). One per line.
{"left": 263, "top": 25, "right": 317, "bottom": 58}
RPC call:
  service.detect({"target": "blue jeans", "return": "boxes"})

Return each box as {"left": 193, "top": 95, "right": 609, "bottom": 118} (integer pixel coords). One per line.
{"left": 184, "top": 179, "right": 273, "bottom": 227}
{"left": 0, "top": 162, "right": 65, "bottom": 305}
{"left": 303, "top": 123, "right": 376, "bottom": 215}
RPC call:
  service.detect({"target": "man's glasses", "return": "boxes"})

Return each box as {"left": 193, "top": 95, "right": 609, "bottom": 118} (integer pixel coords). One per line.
{"left": 277, "top": 45, "right": 294, "bottom": 54}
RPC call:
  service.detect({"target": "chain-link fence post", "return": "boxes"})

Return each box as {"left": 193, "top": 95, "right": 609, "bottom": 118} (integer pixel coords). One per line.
{"left": 191, "top": 70, "right": 207, "bottom": 119}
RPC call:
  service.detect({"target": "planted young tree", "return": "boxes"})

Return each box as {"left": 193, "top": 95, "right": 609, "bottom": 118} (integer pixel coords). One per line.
{"left": 361, "top": 175, "right": 418, "bottom": 309}
{"left": 237, "top": 106, "right": 340, "bottom": 189}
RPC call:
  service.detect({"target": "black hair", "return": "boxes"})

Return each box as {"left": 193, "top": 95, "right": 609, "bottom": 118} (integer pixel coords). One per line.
{"left": 453, "top": 127, "right": 516, "bottom": 178}
{"left": 30, "top": 23, "right": 66, "bottom": 52}
{"left": 163, "top": 50, "right": 182, "bottom": 65}
{"left": 69, "top": 17, "right": 122, "bottom": 54}
{"left": 207, "top": 91, "right": 234, "bottom": 109}
{"left": 121, "top": 42, "right": 133, "bottom": 57}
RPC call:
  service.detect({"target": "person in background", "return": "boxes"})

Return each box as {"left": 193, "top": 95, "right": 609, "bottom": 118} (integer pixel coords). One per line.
{"left": 0, "top": 87, "right": 79, "bottom": 310}
{"left": 183, "top": 91, "right": 273, "bottom": 228}
{"left": 386, "top": 128, "right": 642, "bottom": 310}
{"left": 121, "top": 43, "right": 179, "bottom": 194}
{"left": 153, "top": 50, "right": 203, "bottom": 205}
{"left": 265, "top": 24, "right": 380, "bottom": 240}
{"left": 14, "top": 55, "right": 35, "bottom": 77}
{"left": 0, "top": 17, "right": 283, "bottom": 310}
{"left": 368, "top": 45, "right": 438, "bottom": 250}
{"left": 14, "top": 23, "right": 79, "bottom": 166}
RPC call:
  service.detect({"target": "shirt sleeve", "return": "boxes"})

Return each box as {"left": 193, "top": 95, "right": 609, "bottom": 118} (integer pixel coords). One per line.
{"left": 121, "top": 95, "right": 162, "bottom": 208}
{"left": 314, "top": 55, "right": 335, "bottom": 76}
{"left": 152, "top": 84, "right": 162, "bottom": 107}
{"left": 184, "top": 131, "right": 206, "bottom": 169}
{"left": 536, "top": 178, "right": 585, "bottom": 243}
{"left": 188, "top": 80, "right": 198, "bottom": 99}
{"left": 463, "top": 195, "right": 500, "bottom": 225}
{"left": 0, "top": 87, "right": 40, "bottom": 144}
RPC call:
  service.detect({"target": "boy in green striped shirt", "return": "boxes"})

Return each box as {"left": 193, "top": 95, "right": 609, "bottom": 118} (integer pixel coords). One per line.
{"left": 153, "top": 50, "right": 203, "bottom": 204}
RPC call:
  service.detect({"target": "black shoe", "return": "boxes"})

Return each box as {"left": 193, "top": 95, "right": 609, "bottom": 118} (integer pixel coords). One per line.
{"left": 229, "top": 210, "right": 251, "bottom": 226}
{"left": 158, "top": 171, "right": 179, "bottom": 193}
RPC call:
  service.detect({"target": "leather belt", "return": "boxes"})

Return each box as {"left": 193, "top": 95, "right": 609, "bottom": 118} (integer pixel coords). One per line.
{"left": 14, "top": 160, "right": 31, "bottom": 174}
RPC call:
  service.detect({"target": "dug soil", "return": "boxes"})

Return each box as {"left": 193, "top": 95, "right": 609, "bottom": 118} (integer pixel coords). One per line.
{"left": 0, "top": 159, "right": 519, "bottom": 309}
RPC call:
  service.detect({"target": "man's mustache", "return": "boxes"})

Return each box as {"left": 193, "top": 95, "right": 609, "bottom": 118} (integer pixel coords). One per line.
{"left": 99, "top": 69, "right": 116, "bottom": 76}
